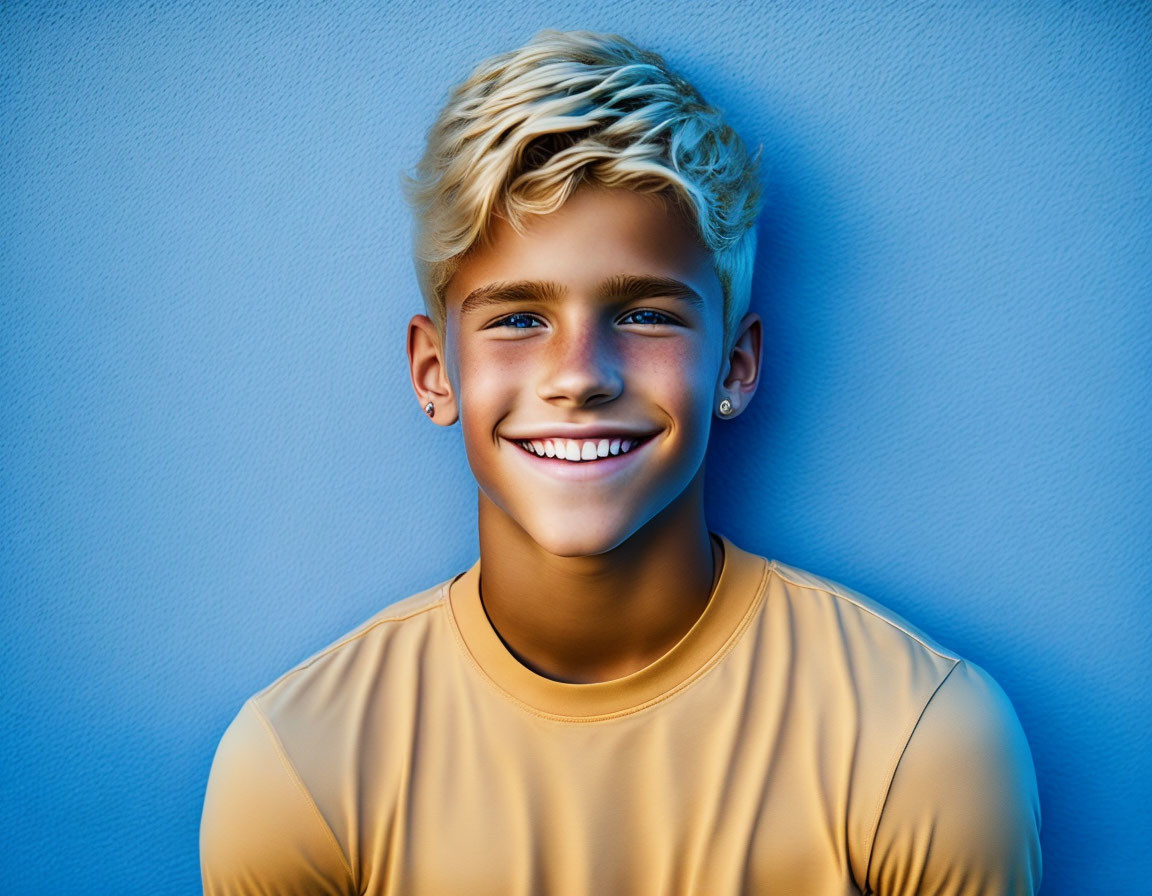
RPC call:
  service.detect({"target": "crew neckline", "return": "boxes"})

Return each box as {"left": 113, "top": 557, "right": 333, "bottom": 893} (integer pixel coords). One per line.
{"left": 447, "top": 533, "right": 772, "bottom": 720}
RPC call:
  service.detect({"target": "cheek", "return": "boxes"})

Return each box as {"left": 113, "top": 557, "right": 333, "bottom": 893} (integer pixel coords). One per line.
{"left": 456, "top": 330, "right": 537, "bottom": 378}
{"left": 453, "top": 346, "right": 524, "bottom": 456}
{"left": 623, "top": 339, "right": 718, "bottom": 413}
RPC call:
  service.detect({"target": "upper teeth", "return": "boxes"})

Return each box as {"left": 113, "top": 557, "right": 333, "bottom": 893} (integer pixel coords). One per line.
{"left": 515, "top": 437, "right": 641, "bottom": 461}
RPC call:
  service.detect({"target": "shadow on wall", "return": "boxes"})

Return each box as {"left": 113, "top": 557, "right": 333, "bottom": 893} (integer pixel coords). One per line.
{"left": 705, "top": 138, "right": 865, "bottom": 555}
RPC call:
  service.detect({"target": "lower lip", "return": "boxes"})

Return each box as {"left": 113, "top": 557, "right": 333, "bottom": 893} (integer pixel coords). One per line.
{"left": 504, "top": 436, "right": 657, "bottom": 481}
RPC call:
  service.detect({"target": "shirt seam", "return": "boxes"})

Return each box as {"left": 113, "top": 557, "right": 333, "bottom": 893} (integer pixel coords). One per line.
{"left": 248, "top": 697, "right": 357, "bottom": 889}
{"left": 770, "top": 566, "right": 959, "bottom": 663}
{"left": 445, "top": 559, "right": 773, "bottom": 724}
{"left": 256, "top": 595, "right": 448, "bottom": 698}
{"left": 859, "top": 657, "right": 963, "bottom": 891}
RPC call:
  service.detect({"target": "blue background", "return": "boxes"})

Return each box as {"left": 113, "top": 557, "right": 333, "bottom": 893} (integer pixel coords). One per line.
{"left": 3, "top": 3, "right": 1148, "bottom": 892}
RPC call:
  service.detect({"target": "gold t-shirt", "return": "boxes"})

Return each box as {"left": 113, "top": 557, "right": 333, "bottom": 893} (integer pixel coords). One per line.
{"left": 201, "top": 535, "right": 1041, "bottom": 894}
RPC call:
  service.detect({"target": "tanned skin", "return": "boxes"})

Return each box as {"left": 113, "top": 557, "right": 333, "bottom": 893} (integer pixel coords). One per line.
{"left": 408, "top": 186, "right": 761, "bottom": 684}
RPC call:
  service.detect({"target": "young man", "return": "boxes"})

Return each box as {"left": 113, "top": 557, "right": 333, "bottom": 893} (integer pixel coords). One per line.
{"left": 201, "top": 30, "right": 1041, "bottom": 894}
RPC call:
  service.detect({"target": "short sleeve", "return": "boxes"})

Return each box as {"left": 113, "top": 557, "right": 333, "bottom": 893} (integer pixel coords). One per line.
{"left": 200, "top": 699, "right": 354, "bottom": 896}
{"left": 866, "top": 660, "right": 1042, "bottom": 896}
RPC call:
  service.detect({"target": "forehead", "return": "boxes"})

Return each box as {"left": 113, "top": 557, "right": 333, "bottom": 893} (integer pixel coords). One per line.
{"left": 443, "top": 186, "right": 723, "bottom": 314}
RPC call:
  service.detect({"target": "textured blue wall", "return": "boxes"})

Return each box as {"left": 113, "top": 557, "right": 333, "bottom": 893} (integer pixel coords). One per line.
{"left": 2, "top": 3, "right": 1148, "bottom": 893}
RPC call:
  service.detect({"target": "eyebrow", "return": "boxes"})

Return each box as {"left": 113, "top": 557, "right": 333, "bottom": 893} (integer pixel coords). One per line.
{"left": 459, "top": 280, "right": 565, "bottom": 315}
{"left": 458, "top": 275, "right": 705, "bottom": 316}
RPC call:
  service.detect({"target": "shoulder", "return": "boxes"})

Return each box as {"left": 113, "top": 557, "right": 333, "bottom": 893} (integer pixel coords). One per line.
{"left": 201, "top": 698, "right": 356, "bottom": 893}
{"left": 765, "top": 561, "right": 1036, "bottom": 774}
{"left": 201, "top": 573, "right": 466, "bottom": 893}
{"left": 252, "top": 575, "right": 456, "bottom": 723}
{"left": 763, "top": 551, "right": 1049, "bottom": 895}
{"left": 866, "top": 658, "right": 1043, "bottom": 894}
{"left": 242, "top": 572, "right": 466, "bottom": 780}
{"left": 264, "top": 577, "right": 451, "bottom": 683}
{"left": 892, "top": 656, "right": 1040, "bottom": 816}
{"left": 765, "top": 560, "right": 962, "bottom": 697}
{"left": 768, "top": 560, "right": 959, "bottom": 661}
{"left": 756, "top": 557, "right": 1040, "bottom": 892}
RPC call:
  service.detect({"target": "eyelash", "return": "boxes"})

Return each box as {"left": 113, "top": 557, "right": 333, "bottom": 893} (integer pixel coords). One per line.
{"left": 490, "top": 309, "right": 680, "bottom": 329}
{"left": 492, "top": 313, "right": 542, "bottom": 329}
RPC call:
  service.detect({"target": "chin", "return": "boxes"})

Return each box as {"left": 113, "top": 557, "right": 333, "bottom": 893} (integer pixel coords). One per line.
{"left": 527, "top": 528, "right": 628, "bottom": 559}
{"left": 517, "top": 510, "right": 642, "bottom": 559}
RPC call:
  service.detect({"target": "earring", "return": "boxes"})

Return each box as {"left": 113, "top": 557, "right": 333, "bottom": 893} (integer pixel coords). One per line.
{"left": 423, "top": 401, "right": 435, "bottom": 418}
{"left": 718, "top": 398, "right": 734, "bottom": 416}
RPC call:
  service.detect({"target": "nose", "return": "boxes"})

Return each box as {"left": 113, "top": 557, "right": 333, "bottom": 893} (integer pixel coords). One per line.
{"left": 536, "top": 320, "right": 623, "bottom": 408}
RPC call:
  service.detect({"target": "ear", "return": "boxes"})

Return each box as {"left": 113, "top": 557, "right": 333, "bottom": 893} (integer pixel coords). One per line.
{"left": 407, "top": 314, "right": 458, "bottom": 425}
{"left": 714, "top": 312, "right": 762, "bottom": 418}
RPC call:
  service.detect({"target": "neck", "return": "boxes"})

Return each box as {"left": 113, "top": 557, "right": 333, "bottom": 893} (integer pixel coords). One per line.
{"left": 475, "top": 477, "right": 720, "bottom": 684}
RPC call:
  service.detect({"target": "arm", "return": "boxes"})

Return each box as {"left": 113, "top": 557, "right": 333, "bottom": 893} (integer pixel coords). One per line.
{"left": 866, "top": 660, "right": 1042, "bottom": 896}
{"left": 200, "top": 699, "right": 355, "bottom": 896}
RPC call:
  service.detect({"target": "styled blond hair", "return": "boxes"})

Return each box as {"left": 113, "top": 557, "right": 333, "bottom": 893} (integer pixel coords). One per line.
{"left": 405, "top": 30, "right": 761, "bottom": 347}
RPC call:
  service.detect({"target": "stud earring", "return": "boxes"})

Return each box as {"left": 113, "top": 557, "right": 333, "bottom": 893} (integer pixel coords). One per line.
{"left": 718, "top": 398, "right": 734, "bottom": 416}
{"left": 423, "top": 401, "right": 435, "bottom": 418}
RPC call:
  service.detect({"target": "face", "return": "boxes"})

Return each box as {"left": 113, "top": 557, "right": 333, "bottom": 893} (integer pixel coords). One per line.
{"left": 440, "top": 185, "right": 730, "bottom": 558}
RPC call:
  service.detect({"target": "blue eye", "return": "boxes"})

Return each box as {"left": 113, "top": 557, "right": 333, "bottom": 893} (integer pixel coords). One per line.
{"left": 620, "top": 309, "right": 678, "bottom": 326}
{"left": 494, "top": 313, "right": 542, "bottom": 329}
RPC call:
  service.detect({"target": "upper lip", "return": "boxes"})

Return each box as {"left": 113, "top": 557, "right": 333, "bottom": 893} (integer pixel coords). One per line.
{"left": 502, "top": 424, "right": 659, "bottom": 440}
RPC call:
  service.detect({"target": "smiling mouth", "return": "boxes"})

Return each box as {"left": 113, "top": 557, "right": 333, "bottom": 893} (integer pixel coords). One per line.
{"left": 512, "top": 435, "right": 654, "bottom": 463}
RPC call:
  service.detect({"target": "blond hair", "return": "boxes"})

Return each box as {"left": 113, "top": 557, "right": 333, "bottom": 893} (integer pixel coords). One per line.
{"left": 405, "top": 30, "right": 761, "bottom": 347}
